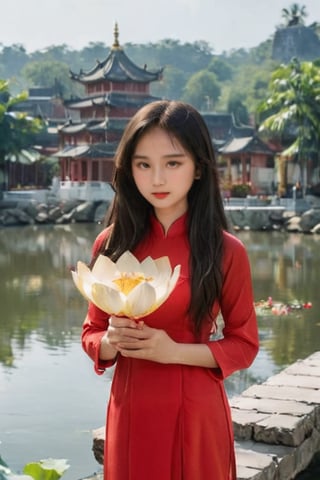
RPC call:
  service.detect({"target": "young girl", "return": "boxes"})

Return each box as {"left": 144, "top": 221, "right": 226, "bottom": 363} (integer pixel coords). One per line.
{"left": 81, "top": 100, "right": 259, "bottom": 480}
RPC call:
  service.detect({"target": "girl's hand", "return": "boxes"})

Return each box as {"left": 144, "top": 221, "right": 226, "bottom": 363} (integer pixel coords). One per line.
{"left": 116, "top": 323, "right": 177, "bottom": 364}
{"left": 102, "top": 315, "right": 143, "bottom": 349}
{"left": 101, "top": 318, "right": 217, "bottom": 367}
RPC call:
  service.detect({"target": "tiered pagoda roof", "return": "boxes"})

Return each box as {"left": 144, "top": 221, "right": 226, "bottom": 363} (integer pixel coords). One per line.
{"left": 70, "top": 23, "right": 163, "bottom": 84}
{"left": 60, "top": 24, "right": 163, "bottom": 140}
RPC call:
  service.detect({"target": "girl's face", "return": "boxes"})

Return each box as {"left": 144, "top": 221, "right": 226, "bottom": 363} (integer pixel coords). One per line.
{"left": 131, "top": 127, "right": 198, "bottom": 227}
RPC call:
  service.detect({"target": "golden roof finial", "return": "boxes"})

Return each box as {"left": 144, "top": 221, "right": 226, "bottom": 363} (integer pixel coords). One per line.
{"left": 112, "top": 22, "right": 121, "bottom": 50}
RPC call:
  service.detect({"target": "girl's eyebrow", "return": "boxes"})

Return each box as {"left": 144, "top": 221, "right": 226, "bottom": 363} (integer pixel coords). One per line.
{"left": 132, "top": 152, "right": 186, "bottom": 160}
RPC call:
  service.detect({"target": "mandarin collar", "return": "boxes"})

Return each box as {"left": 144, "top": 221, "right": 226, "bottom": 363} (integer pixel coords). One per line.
{"left": 150, "top": 212, "right": 188, "bottom": 238}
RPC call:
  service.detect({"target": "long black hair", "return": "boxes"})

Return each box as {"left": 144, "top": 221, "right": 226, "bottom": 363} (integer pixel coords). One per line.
{"left": 97, "top": 100, "right": 229, "bottom": 334}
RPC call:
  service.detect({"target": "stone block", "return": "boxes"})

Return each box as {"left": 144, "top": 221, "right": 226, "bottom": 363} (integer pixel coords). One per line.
{"left": 232, "top": 410, "right": 271, "bottom": 440}
{"left": 229, "top": 396, "right": 314, "bottom": 416}
{"left": 242, "top": 384, "right": 320, "bottom": 404}
{"left": 266, "top": 373, "right": 320, "bottom": 389}
{"left": 253, "top": 413, "right": 313, "bottom": 446}
{"left": 235, "top": 447, "right": 277, "bottom": 480}
{"left": 284, "top": 364, "right": 320, "bottom": 378}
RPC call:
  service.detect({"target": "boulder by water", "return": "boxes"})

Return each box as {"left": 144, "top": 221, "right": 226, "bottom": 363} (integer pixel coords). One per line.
{"left": 0, "top": 199, "right": 111, "bottom": 227}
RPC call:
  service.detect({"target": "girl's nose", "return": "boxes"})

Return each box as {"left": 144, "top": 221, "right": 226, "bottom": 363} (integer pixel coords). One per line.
{"left": 152, "top": 167, "right": 165, "bottom": 186}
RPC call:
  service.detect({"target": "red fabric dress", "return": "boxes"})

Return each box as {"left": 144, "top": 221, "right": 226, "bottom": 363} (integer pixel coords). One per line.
{"left": 82, "top": 214, "right": 259, "bottom": 480}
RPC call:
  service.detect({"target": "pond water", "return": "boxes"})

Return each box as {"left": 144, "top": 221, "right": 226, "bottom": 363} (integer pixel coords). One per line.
{"left": 0, "top": 224, "right": 319, "bottom": 479}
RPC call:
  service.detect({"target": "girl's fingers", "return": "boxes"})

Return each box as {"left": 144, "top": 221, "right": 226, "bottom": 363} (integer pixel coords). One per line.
{"left": 109, "top": 315, "right": 138, "bottom": 328}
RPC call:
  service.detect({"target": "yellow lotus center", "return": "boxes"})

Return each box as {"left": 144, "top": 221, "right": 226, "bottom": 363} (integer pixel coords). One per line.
{"left": 113, "top": 272, "right": 153, "bottom": 295}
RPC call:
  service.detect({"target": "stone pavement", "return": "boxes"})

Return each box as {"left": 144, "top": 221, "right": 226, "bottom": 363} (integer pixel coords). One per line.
{"left": 87, "top": 351, "right": 320, "bottom": 480}
{"left": 232, "top": 351, "right": 320, "bottom": 479}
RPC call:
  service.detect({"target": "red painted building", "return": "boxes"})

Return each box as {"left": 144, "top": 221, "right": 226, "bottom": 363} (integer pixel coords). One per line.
{"left": 219, "top": 135, "right": 279, "bottom": 195}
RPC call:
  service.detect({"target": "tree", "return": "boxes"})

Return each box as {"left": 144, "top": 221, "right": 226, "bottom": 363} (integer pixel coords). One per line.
{"left": 257, "top": 58, "right": 320, "bottom": 194}
{"left": 281, "top": 3, "right": 307, "bottom": 27}
{"left": 151, "top": 65, "right": 187, "bottom": 100}
{"left": 0, "top": 44, "right": 29, "bottom": 80}
{"left": 207, "top": 56, "right": 234, "bottom": 82}
{"left": 79, "top": 41, "right": 109, "bottom": 70}
{"left": 227, "top": 92, "right": 250, "bottom": 125}
{"left": 21, "top": 60, "right": 83, "bottom": 99}
{"left": 182, "top": 71, "right": 221, "bottom": 111}
{"left": 0, "top": 80, "right": 43, "bottom": 190}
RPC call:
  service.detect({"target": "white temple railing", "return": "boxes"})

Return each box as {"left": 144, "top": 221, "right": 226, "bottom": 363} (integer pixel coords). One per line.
{"left": 58, "top": 181, "right": 115, "bottom": 202}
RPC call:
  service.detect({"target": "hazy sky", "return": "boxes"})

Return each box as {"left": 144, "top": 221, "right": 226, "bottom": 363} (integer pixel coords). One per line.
{"left": 1, "top": 0, "right": 319, "bottom": 53}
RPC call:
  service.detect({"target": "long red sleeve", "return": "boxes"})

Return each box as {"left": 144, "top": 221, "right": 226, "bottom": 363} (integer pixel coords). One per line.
{"left": 207, "top": 232, "right": 259, "bottom": 378}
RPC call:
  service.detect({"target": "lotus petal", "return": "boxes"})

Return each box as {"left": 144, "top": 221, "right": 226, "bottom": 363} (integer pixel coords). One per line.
{"left": 71, "top": 270, "right": 91, "bottom": 301}
{"left": 116, "top": 251, "right": 142, "bottom": 272}
{"left": 127, "top": 282, "right": 157, "bottom": 318}
{"left": 92, "top": 254, "right": 118, "bottom": 283}
{"left": 91, "top": 283, "right": 125, "bottom": 315}
{"left": 159, "top": 264, "right": 181, "bottom": 303}
{"left": 140, "top": 256, "right": 158, "bottom": 277}
{"left": 154, "top": 256, "right": 172, "bottom": 273}
{"left": 72, "top": 261, "right": 95, "bottom": 300}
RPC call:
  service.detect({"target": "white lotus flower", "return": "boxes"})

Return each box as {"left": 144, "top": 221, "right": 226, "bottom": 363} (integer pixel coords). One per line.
{"left": 71, "top": 251, "right": 181, "bottom": 319}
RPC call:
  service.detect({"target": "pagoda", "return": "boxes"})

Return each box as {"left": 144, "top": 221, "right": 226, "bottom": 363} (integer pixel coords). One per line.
{"left": 57, "top": 24, "right": 163, "bottom": 183}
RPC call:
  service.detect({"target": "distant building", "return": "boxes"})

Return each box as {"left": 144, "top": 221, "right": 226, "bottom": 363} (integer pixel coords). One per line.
{"left": 219, "top": 135, "right": 279, "bottom": 195}
{"left": 202, "top": 113, "right": 278, "bottom": 195}
{"left": 56, "top": 23, "right": 163, "bottom": 183}
{"left": 202, "top": 112, "right": 254, "bottom": 149}
{"left": 14, "top": 83, "right": 67, "bottom": 125}
{"left": 13, "top": 83, "right": 67, "bottom": 157}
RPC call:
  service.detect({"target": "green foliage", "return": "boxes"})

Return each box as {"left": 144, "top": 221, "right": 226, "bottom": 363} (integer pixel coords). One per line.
{"left": 21, "top": 61, "right": 82, "bottom": 98}
{"left": 0, "top": 457, "right": 69, "bottom": 480}
{"left": 231, "top": 183, "right": 252, "bottom": 197}
{"left": 258, "top": 59, "right": 320, "bottom": 141}
{"left": 0, "top": 79, "right": 43, "bottom": 185}
{"left": 258, "top": 58, "right": 320, "bottom": 190}
{"left": 207, "top": 56, "right": 234, "bottom": 81}
{"left": 126, "top": 39, "right": 213, "bottom": 74}
{"left": 0, "top": 455, "right": 10, "bottom": 480}
{"left": 151, "top": 65, "right": 187, "bottom": 100}
{"left": 182, "top": 70, "right": 221, "bottom": 110}
{"left": 23, "top": 459, "right": 69, "bottom": 480}
{"left": 0, "top": 44, "right": 29, "bottom": 80}
{"left": 227, "top": 92, "right": 250, "bottom": 125}
{"left": 281, "top": 3, "right": 308, "bottom": 27}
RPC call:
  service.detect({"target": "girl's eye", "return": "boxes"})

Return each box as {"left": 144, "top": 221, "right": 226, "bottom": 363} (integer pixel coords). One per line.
{"left": 167, "top": 160, "right": 180, "bottom": 168}
{"left": 135, "top": 161, "right": 150, "bottom": 169}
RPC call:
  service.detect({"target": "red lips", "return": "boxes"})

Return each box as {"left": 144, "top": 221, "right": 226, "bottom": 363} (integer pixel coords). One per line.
{"left": 152, "top": 193, "right": 169, "bottom": 199}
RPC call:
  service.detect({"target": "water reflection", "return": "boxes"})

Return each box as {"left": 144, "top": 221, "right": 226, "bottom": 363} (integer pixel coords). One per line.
{"left": 239, "top": 231, "right": 320, "bottom": 368}
{"left": 1, "top": 225, "right": 319, "bottom": 374}
{"left": 0, "top": 223, "right": 101, "bottom": 366}
{"left": 1, "top": 225, "right": 319, "bottom": 478}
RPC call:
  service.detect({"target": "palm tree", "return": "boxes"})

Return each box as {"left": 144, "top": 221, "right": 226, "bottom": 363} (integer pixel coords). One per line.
{"left": 281, "top": 3, "right": 307, "bottom": 27}
{"left": 0, "top": 79, "right": 43, "bottom": 190}
{"left": 257, "top": 58, "right": 320, "bottom": 195}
